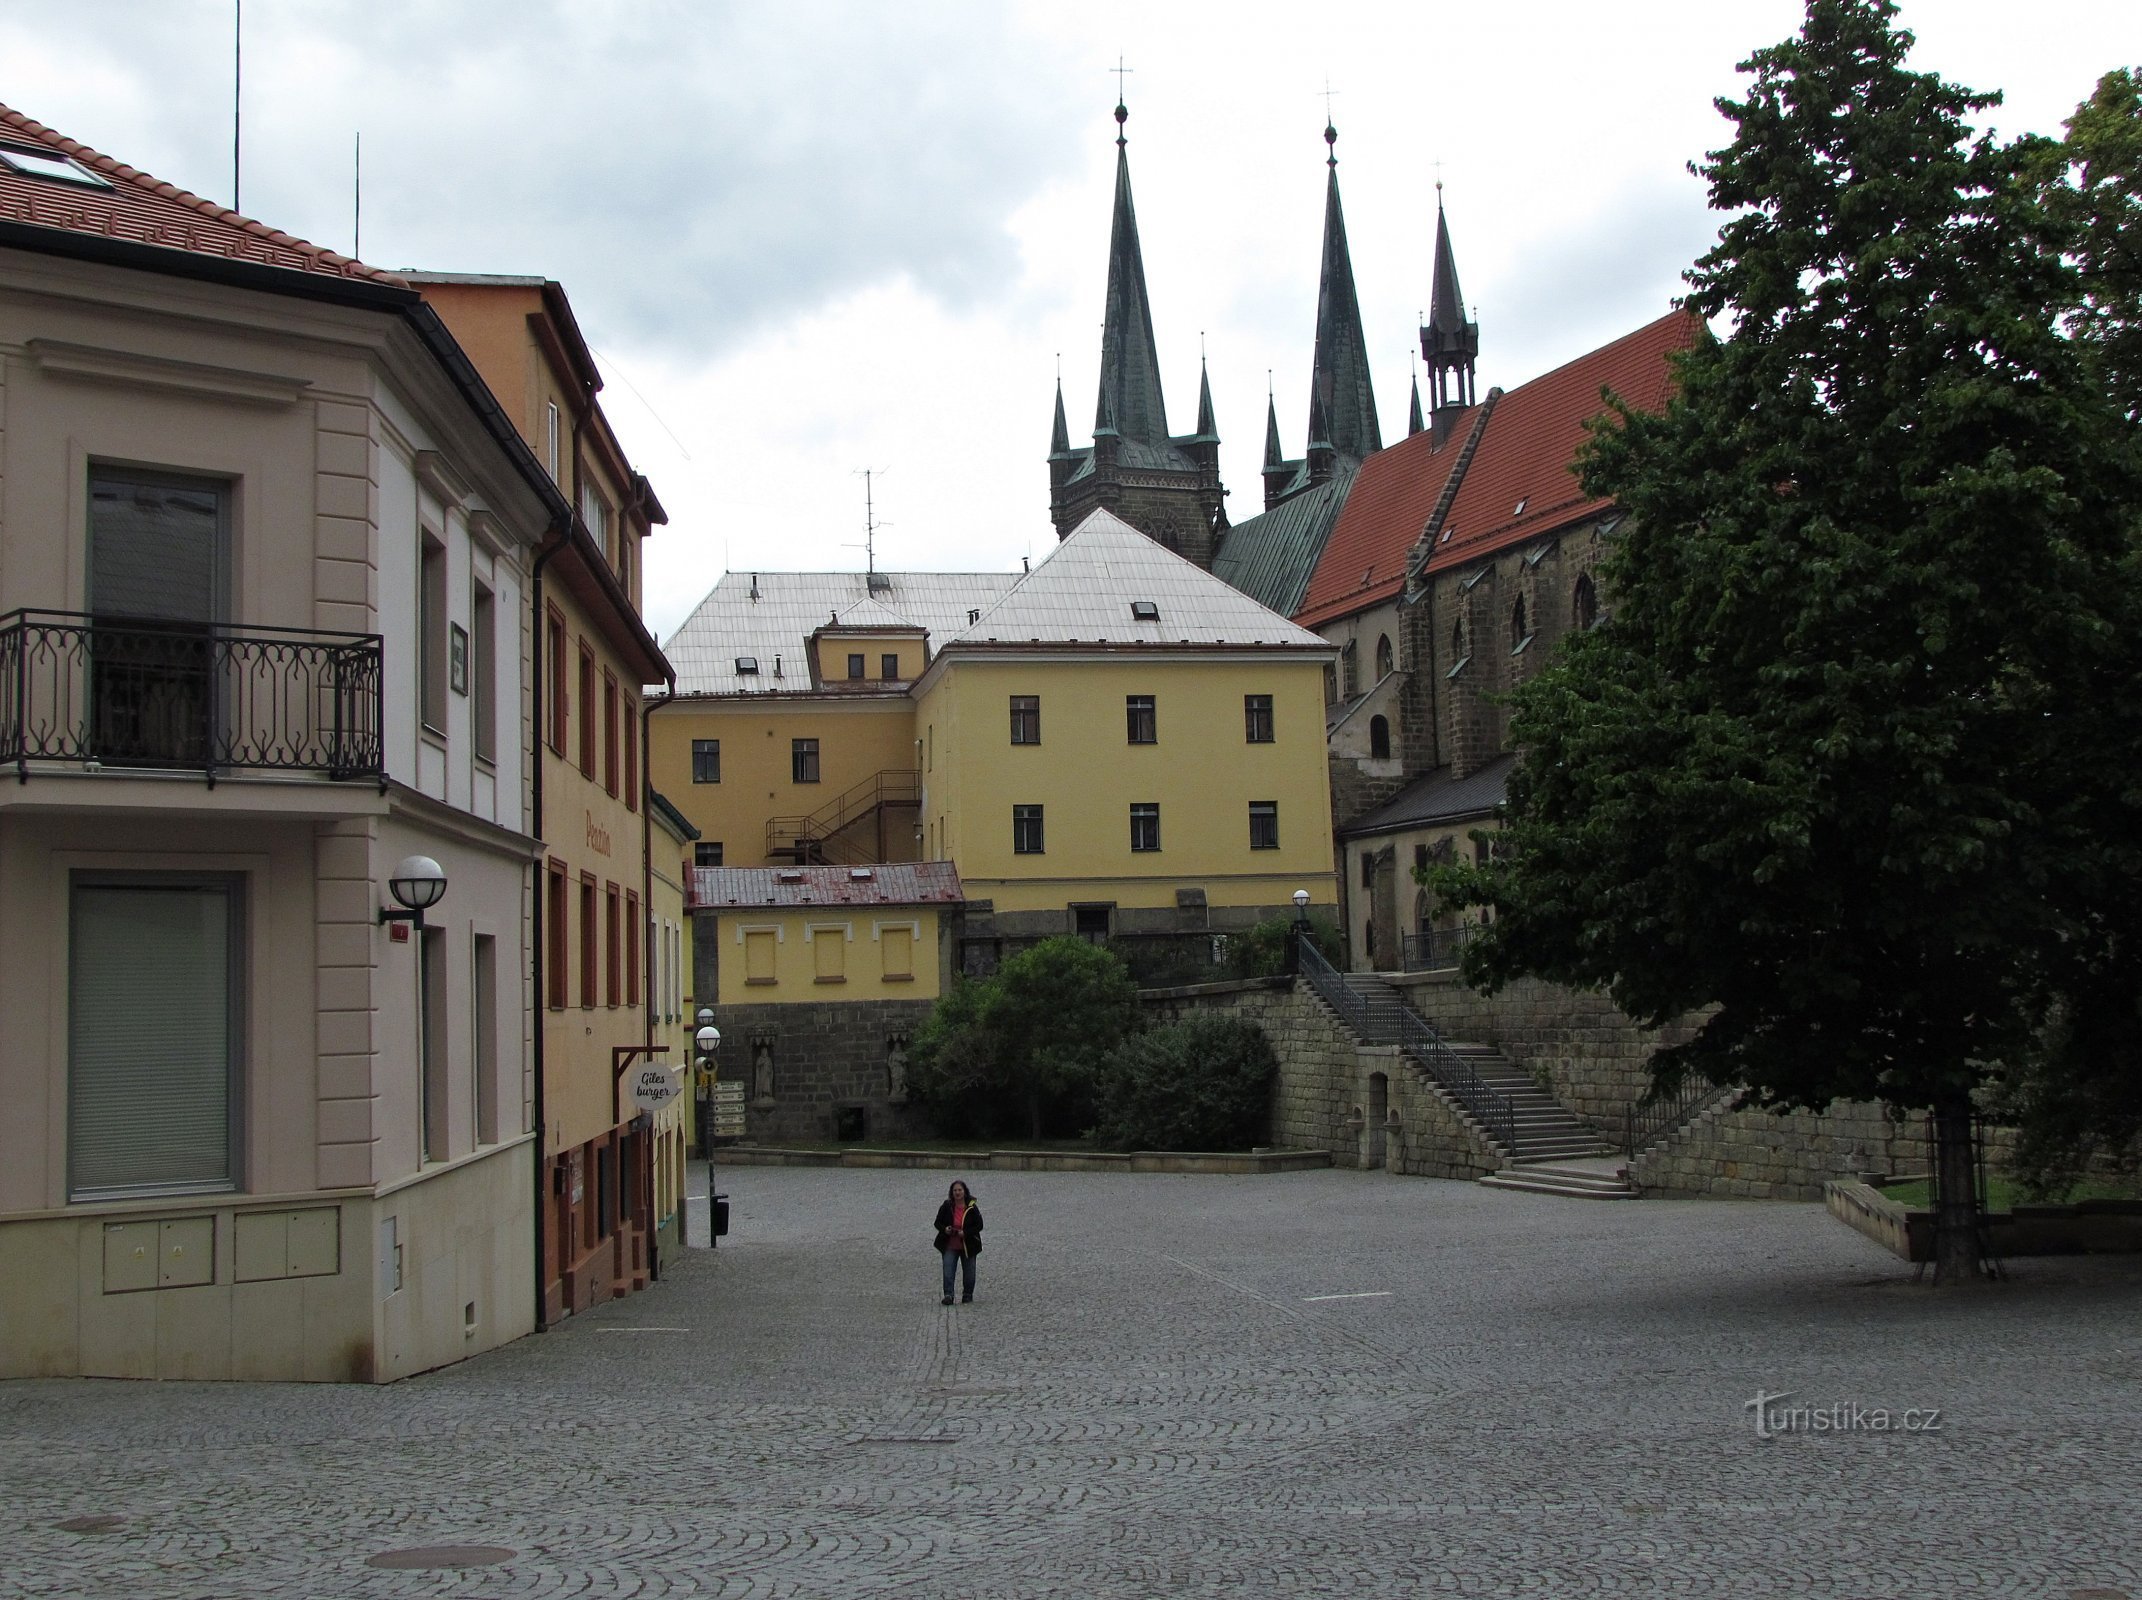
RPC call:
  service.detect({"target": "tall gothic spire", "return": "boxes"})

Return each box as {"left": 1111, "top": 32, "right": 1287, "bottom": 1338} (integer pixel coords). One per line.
{"left": 1421, "top": 188, "right": 1479, "bottom": 437}
{"left": 1049, "top": 375, "right": 1071, "bottom": 457}
{"left": 1193, "top": 354, "right": 1217, "bottom": 442}
{"left": 1309, "top": 121, "right": 1380, "bottom": 461}
{"left": 1093, "top": 99, "right": 1170, "bottom": 447}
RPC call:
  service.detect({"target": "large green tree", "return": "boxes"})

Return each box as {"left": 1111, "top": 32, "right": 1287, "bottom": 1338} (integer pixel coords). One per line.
{"left": 1439, "top": 2, "right": 2142, "bottom": 1280}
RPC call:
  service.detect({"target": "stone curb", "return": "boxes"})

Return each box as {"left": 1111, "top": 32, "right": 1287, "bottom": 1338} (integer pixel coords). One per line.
{"left": 714, "top": 1145, "right": 1333, "bottom": 1175}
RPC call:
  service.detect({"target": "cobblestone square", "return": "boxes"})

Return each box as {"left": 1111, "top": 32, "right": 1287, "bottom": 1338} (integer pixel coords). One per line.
{"left": 5, "top": 1168, "right": 2138, "bottom": 1598}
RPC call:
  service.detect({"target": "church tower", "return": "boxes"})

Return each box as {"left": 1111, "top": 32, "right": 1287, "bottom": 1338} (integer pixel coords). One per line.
{"left": 1048, "top": 100, "right": 1227, "bottom": 566}
{"left": 1420, "top": 190, "right": 1479, "bottom": 446}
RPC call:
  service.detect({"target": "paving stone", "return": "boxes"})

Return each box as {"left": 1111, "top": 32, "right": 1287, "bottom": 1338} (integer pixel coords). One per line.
{"left": 2, "top": 1166, "right": 2137, "bottom": 1597}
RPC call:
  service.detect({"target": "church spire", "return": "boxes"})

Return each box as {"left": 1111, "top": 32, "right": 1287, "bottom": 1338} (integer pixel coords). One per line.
{"left": 1421, "top": 187, "right": 1479, "bottom": 444}
{"left": 1193, "top": 353, "right": 1217, "bottom": 442}
{"left": 1092, "top": 99, "right": 1170, "bottom": 447}
{"left": 1308, "top": 121, "right": 1380, "bottom": 461}
{"left": 1408, "top": 368, "right": 1426, "bottom": 437}
{"left": 1050, "top": 374, "right": 1071, "bottom": 457}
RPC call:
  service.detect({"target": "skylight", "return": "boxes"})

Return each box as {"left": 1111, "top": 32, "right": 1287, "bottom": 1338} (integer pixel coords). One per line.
{"left": 0, "top": 144, "right": 111, "bottom": 189}
{"left": 735, "top": 656, "right": 759, "bottom": 674}
{"left": 1130, "top": 600, "right": 1160, "bottom": 621}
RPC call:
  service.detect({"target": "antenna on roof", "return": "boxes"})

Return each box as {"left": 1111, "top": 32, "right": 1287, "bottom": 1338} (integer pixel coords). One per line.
{"left": 352, "top": 132, "right": 361, "bottom": 259}
{"left": 851, "top": 467, "right": 892, "bottom": 581}
{"left": 231, "top": 0, "right": 243, "bottom": 211}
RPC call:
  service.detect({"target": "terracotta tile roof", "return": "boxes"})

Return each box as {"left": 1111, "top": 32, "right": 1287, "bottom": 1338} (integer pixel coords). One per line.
{"left": 1428, "top": 311, "right": 1700, "bottom": 573}
{"left": 0, "top": 103, "right": 406, "bottom": 287}
{"left": 688, "top": 862, "right": 964, "bottom": 910}
{"left": 1293, "top": 420, "right": 1471, "bottom": 629}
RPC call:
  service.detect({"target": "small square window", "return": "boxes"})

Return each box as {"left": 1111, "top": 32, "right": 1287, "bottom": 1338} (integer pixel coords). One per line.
{"left": 847, "top": 653, "right": 865, "bottom": 679}
{"left": 1130, "top": 803, "right": 1160, "bottom": 853}
{"left": 1126, "top": 695, "right": 1156, "bottom": 744}
{"left": 692, "top": 739, "right": 721, "bottom": 783}
{"left": 1249, "top": 802, "right": 1279, "bottom": 850}
{"left": 1013, "top": 804, "right": 1045, "bottom": 855}
{"left": 1244, "top": 694, "right": 1274, "bottom": 743}
{"left": 735, "top": 656, "right": 760, "bottom": 675}
{"left": 881, "top": 653, "right": 900, "bottom": 680}
{"left": 694, "top": 842, "right": 724, "bottom": 868}
{"left": 1010, "top": 695, "right": 1040, "bottom": 745}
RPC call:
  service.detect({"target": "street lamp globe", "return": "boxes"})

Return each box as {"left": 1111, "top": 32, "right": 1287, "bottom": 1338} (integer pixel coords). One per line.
{"left": 695, "top": 1023, "right": 721, "bottom": 1057}
{"left": 388, "top": 855, "right": 448, "bottom": 913}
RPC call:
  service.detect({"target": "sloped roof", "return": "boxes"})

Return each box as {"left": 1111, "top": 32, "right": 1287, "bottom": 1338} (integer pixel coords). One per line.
{"left": 663, "top": 570, "right": 1019, "bottom": 696}
{"left": 1343, "top": 753, "right": 1516, "bottom": 839}
{"left": 940, "top": 510, "right": 1329, "bottom": 651}
{"left": 1294, "top": 418, "right": 1472, "bottom": 629}
{"left": 1430, "top": 311, "right": 1699, "bottom": 573}
{"left": 0, "top": 103, "right": 406, "bottom": 287}
{"left": 689, "top": 861, "right": 964, "bottom": 910}
{"left": 1211, "top": 466, "right": 1356, "bottom": 618}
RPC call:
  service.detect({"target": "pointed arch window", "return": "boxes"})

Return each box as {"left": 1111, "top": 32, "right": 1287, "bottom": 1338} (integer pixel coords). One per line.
{"left": 1447, "top": 618, "right": 1471, "bottom": 680}
{"left": 1369, "top": 715, "right": 1391, "bottom": 759}
{"left": 1573, "top": 572, "right": 1599, "bottom": 632}
{"left": 1376, "top": 635, "right": 1394, "bottom": 679}
{"left": 1510, "top": 596, "right": 1533, "bottom": 655}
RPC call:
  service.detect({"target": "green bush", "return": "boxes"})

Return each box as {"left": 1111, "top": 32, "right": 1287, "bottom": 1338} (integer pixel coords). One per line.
{"left": 1092, "top": 1015, "right": 1278, "bottom": 1152}
{"left": 903, "top": 937, "right": 1142, "bottom": 1141}
{"left": 1222, "top": 913, "right": 1344, "bottom": 979}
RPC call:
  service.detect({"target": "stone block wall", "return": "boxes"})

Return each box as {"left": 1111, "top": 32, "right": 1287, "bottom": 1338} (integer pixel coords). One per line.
{"left": 719, "top": 997, "right": 940, "bottom": 1144}
{"left": 1632, "top": 1098, "right": 2022, "bottom": 1201}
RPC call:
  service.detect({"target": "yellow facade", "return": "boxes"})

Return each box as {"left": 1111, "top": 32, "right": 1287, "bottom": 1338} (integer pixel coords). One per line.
{"left": 918, "top": 654, "right": 1334, "bottom": 915}
{"left": 712, "top": 906, "right": 946, "bottom": 1006}
{"left": 649, "top": 698, "right": 920, "bottom": 870}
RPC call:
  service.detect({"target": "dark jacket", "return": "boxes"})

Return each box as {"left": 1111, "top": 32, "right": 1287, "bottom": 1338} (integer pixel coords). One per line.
{"left": 933, "top": 1197, "right": 983, "bottom": 1255}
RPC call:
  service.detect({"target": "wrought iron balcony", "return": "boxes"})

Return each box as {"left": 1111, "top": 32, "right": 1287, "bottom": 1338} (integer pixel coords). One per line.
{"left": 2, "top": 609, "right": 384, "bottom": 783}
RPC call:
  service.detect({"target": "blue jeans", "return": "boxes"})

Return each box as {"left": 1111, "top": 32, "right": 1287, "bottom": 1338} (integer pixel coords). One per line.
{"left": 941, "top": 1247, "right": 975, "bottom": 1300}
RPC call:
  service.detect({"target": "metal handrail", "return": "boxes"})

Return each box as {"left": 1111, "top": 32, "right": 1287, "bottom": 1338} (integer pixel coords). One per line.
{"left": 1, "top": 609, "right": 384, "bottom": 782}
{"left": 1402, "top": 924, "right": 1480, "bottom": 972}
{"left": 1297, "top": 935, "right": 1516, "bottom": 1150}
{"left": 765, "top": 767, "right": 922, "bottom": 855}
{"left": 1622, "top": 1073, "right": 1737, "bottom": 1156}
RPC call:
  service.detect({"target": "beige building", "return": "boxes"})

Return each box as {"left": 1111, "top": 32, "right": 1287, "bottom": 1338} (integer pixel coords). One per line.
{"left": 0, "top": 108, "right": 559, "bottom": 1379}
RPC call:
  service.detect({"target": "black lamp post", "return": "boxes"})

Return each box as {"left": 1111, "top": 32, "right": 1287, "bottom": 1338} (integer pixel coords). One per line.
{"left": 1290, "top": 888, "right": 1310, "bottom": 975}
{"left": 695, "top": 1009, "right": 726, "bottom": 1246}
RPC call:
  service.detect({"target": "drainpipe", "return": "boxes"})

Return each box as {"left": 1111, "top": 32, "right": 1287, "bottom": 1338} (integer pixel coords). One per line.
{"left": 529, "top": 516, "right": 569, "bottom": 1331}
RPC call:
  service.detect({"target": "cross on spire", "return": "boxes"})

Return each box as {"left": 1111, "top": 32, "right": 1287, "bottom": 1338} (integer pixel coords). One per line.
{"left": 1112, "top": 57, "right": 1133, "bottom": 145}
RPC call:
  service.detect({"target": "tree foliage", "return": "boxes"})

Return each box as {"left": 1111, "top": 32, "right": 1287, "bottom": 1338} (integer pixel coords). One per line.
{"left": 902, "top": 937, "right": 1143, "bottom": 1141}
{"left": 1091, "top": 1015, "right": 1278, "bottom": 1152}
{"left": 1436, "top": 4, "right": 2142, "bottom": 1217}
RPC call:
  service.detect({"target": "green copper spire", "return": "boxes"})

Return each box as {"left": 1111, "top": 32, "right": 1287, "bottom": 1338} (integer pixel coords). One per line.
{"left": 1308, "top": 122, "right": 1380, "bottom": 461}
{"left": 1422, "top": 188, "right": 1479, "bottom": 426}
{"left": 1263, "top": 388, "right": 1285, "bottom": 471}
{"left": 1408, "top": 370, "right": 1425, "bottom": 436}
{"left": 1192, "top": 354, "right": 1218, "bottom": 442}
{"left": 1050, "top": 375, "right": 1071, "bottom": 457}
{"left": 1092, "top": 100, "right": 1171, "bottom": 446}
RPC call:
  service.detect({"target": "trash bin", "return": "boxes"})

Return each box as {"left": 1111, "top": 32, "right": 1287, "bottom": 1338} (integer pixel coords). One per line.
{"left": 713, "top": 1194, "right": 730, "bottom": 1238}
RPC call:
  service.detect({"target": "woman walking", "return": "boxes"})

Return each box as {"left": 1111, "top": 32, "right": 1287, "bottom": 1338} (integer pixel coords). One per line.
{"left": 933, "top": 1180, "right": 983, "bottom": 1304}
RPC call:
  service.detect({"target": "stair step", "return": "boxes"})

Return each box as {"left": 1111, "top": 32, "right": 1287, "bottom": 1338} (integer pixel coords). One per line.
{"left": 1479, "top": 1163, "right": 1640, "bottom": 1200}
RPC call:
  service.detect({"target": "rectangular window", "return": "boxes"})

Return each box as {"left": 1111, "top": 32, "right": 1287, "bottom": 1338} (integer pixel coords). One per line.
{"left": 881, "top": 653, "right": 899, "bottom": 681}
{"left": 472, "top": 582, "right": 497, "bottom": 763}
{"left": 623, "top": 693, "right": 638, "bottom": 812}
{"left": 692, "top": 739, "right": 721, "bottom": 784}
{"left": 625, "top": 890, "right": 641, "bottom": 1006}
{"left": 694, "top": 841, "right": 724, "bottom": 868}
{"left": 1013, "top": 804, "right": 1044, "bottom": 855}
{"left": 882, "top": 925, "right": 914, "bottom": 980}
{"left": 546, "top": 608, "right": 568, "bottom": 754}
{"left": 420, "top": 926, "right": 447, "bottom": 1162}
{"left": 847, "top": 652, "right": 865, "bottom": 679}
{"left": 1249, "top": 801, "right": 1280, "bottom": 850}
{"left": 577, "top": 644, "right": 596, "bottom": 777}
{"left": 547, "top": 863, "right": 568, "bottom": 1010}
{"left": 68, "top": 876, "right": 239, "bottom": 1199}
{"left": 744, "top": 929, "right": 777, "bottom": 984}
{"left": 602, "top": 671, "right": 620, "bottom": 796}
{"left": 813, "top": 927, "right": 846, "bottom": 983}
{"left": 1245, "top": 694, "right": 1274, "bottom": 743}
{"left": 579, "top": 876, "right": 598, "bottom": 1008}
{"left": 1130, "top": 802, "right": 1160, "bottom": 853}
{"left": 544, "top": 401, "right": 560, "bottom": 480}
{"left": 581, "top": 483, "right": 610, "bottom": 560}
{"left": 1362, "top": 852, "right": 1377, "bottom": 888}
{"left": 420, "top": 532, "right": 448, "bottom": 735}
{"left": 1126, "top": 694, "right": 1156, "bottom": 744}
{"left": 792, "top": 738, "right": 820, "bottom": 784}
{"left": 473, "top": 933, "right": 498, "bottom": 1145}
{"left": 1009, "top": 695, "right": 1040, "bottom": 745}
{"left": 605, "top": 884, "right": 622, "bottom": 1008}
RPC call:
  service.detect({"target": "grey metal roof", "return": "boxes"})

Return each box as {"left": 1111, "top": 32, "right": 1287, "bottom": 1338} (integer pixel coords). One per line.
{"left": 939, "top": 510, "right": 1330, "bottom": 650}
{"left": 662, "top": 569, "right": 1020, "bottom": 696}
{"left": 688, "top": 861, "right": 964, "bottom": 910}
{"left": 1343, "top": 753, "right": 1517, "bottom": 838}
{"left": 1212, "top": 465, "right": 1356, "bottom": 617}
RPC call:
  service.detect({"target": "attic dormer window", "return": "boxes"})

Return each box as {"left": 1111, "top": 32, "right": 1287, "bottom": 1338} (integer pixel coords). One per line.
{"left": 1130, "top": 601, "right": 1160, "bottom": 621}
{"left": 0, "top": 144, "right": 112, "bottom": 188}
{"left": 735, "top": 656, "right": 759, "bottom": 675}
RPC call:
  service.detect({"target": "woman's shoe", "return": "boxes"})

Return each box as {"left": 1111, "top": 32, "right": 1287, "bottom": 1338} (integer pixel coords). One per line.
{"left": 941, "top": 1295, "right": 953, "bottom": 1305}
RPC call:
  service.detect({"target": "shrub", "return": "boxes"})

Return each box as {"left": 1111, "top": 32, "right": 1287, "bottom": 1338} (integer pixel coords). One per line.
{"left": 1222, "top": 913, "right": 1344, "bottom": 979}
{"left": 1092, "top": 1014, "right": 1278, "bottom": 1152}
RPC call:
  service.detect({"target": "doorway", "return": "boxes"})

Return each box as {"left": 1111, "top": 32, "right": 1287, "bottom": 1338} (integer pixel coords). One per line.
{"left": 1366, "top": 1072, "right": 1389, "bottom": 1170}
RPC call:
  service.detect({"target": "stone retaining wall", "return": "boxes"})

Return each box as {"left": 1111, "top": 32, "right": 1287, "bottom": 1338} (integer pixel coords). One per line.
{"left": 715, "top": 997, "right": 941, "bottom": 1145}
{"left": 1632, "top": 1098, "right": 2022, "bottom": 1201}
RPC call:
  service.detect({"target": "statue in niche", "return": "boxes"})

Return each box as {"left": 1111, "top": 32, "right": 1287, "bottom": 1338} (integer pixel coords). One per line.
{"left": 751, "top": 1036, "right": 776, "bottom": 1106}
{"left": 886, "top": 1034, "right": 911, "bottom": 1103}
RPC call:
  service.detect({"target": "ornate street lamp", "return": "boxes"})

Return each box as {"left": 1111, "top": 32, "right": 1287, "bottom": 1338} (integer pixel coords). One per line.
{"left": 379, "top": 855, "right": 448, "bottom": 931}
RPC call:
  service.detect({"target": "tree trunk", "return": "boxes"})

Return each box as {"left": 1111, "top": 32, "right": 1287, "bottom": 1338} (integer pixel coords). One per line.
{"left": 1028, "top": 1092, "right": 1043, "bottom": 1143}
{"left": 1931, "top": 1094, "right": 1985, "bottom": 1286}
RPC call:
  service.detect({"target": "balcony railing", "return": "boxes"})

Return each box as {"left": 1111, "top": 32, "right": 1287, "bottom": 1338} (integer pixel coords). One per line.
{"left": 2, "top": 610, "right": 385, "bottom": 783}
{"left": 1401, "top": 923, "right": 1482, "bottom": 973}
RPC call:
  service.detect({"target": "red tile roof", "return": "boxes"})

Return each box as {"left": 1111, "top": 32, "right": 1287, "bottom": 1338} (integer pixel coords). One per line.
{"left": 688, "top": 862, "right": 965, "bottom": 911}
{"left": 1428, "top": 311, "right": 1700, "bottom": 573}
{"left": 1293, "top": 419, "right": 1471, "bottom": 630}
{"left": 0, "top": 103, "right": 406, "bottom": 287}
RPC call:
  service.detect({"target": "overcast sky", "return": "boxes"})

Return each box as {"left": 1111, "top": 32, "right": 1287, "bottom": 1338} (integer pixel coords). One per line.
{"left": 6, "top": 2, "right": 2136, "bottom": 639}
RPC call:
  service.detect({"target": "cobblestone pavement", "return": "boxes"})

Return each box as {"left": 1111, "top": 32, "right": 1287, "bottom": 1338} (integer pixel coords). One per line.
{"left": 5, "top": 1168, "right": 2140, "bottom": 1599}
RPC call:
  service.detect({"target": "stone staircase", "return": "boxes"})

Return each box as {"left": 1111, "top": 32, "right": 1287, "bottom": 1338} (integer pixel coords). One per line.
{"left": 1336, "top": 974, "right": 1616, "bottom": 1168}
{"left": 1477, "top": 1156, "right": 1641, "bottom": 1200}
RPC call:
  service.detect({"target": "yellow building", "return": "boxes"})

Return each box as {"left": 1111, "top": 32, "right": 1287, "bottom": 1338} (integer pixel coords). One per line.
{"left": 410, "top": 274, "right": 675, "bottom": 1323}
{"left": 656, "top": 511, "right": 1337, "bottom": 1140}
